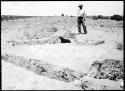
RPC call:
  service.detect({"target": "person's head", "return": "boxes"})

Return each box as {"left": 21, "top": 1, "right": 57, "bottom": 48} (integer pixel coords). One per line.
{"left": 78, "top": 4, "right": 83, "bottom": 9}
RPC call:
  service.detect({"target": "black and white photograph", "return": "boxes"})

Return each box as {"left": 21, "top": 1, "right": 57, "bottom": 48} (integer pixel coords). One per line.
{"left": 1, "top": 1, "right": 124, "bottom": 90}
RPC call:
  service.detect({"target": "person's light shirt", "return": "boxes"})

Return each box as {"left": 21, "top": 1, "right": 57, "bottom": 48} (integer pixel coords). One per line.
{"left": 77, "top": 9, "right": 85, "bottom": 18}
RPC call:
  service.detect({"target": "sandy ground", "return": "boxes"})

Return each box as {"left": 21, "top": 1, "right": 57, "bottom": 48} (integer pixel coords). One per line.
{"left": 2, "top": 60, "right": 81, "bottom": 90}
{"left": 1, "top": 17, "right": 124, "bottom": 90}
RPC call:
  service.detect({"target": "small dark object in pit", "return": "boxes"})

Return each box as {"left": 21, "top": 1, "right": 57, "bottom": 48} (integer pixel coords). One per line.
{"left": 59, "top": 36, "right": 71, "bottom": 43}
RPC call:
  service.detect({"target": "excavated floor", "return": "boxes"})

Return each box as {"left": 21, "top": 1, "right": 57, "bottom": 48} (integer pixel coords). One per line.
{"left": 1, "top": 43, "right": 107, "bottom": 83}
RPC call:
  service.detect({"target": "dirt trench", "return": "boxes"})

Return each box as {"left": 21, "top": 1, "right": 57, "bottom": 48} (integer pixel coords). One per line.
{"left": 2, "top": 53, "right": 124, "bottom": 90}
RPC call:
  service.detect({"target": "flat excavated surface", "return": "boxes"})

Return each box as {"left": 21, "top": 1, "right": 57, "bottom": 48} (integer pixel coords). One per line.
{"left": 2, "top": 43, "right": 106, "bottom": 73}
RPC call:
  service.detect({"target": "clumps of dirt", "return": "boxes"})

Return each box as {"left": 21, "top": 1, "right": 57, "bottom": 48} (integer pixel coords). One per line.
{"left": 116, "top": 43, "right": 123, "bottom": 51}
{"left": 100, "top": 24, "right": 105, "bottom": 27}
{"left": 77, "top": 80, "right": 106, "bottom": 90}
{"left": 46, "top": 26, "right": 58, "bottom": 33}
{"left": 63, "top": 32, "right": 76, "bottom": 39}
{"left": 6, "top": 36, "right": 61, "bottom": 46}
{"left": 73, "top": 77, "right": 123, "bottom": 90}
{"left": 2, "top": 54, "right": 85, "bottom": 82}
{"left": 78, "top": 80, "right": 93, "bottom": 90}
{"left": 75, "top": 40, "right": 105, "bottom": 46}
{"left": 93, "top": 40, "right": 105, "bottom": 45}
{"left": 88, "top": 59, "right": 124, "bottom": 81}
{"left": 55, "top": 68, "right": 84, "bottom": 82}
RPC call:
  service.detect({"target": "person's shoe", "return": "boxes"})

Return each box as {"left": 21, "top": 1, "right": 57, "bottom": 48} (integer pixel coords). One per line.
{"left": 85, "top": 31, "right": 88, "bottom": 34}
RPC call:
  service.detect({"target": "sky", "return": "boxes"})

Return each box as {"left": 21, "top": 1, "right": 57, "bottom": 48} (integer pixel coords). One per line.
{"left": 1, "top": 1, "right": 124, "bottom": 16}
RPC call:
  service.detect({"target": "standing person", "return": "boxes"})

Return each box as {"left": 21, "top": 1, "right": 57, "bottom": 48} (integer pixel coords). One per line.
{"left": 77, "top": 4, "right": 87, "bottom": 34}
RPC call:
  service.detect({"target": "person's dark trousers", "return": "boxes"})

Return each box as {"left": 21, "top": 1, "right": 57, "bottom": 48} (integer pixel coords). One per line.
{"left": 77, "top": 17, "right": 87, "bottom": 34}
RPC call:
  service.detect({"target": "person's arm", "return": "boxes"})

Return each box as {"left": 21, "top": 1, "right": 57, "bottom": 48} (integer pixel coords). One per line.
{"left": 82, "top": 11, "right": 87, "bottom": 20}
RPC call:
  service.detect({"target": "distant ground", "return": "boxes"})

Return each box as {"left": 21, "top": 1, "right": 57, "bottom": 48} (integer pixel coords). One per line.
{"left": 1, "top": 16, "right": 124, "bottom": 90}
